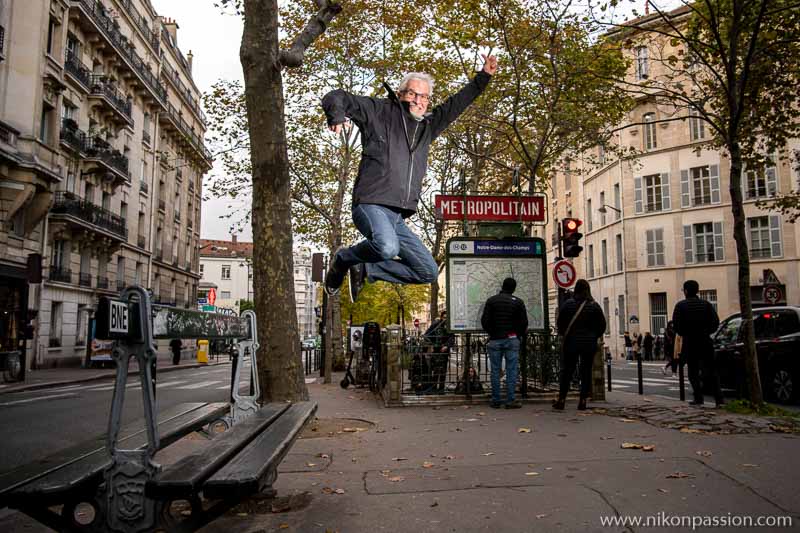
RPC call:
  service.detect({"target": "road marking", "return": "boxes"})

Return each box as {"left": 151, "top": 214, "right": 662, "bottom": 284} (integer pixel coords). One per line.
{"left": 0, "top": 393, "right": 79, "bottom": 406}
{"left": 175, "top": 380, "right": 222, "bottom": 390}
{"left": 31, "top": 384, "right": 86, "bottom": 393}
{"left": 610, "top": 384, "right": 630, "bottom": 389}
{"left": 612, "top": 379, "right": 669, "bottom": 386}
{"left": 156, "top": 380, "right": 188, "bottom": 388}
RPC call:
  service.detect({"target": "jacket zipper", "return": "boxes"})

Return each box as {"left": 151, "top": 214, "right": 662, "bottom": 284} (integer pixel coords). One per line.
{"left": 406, "top": 122, "right": 418, "bottom": 205}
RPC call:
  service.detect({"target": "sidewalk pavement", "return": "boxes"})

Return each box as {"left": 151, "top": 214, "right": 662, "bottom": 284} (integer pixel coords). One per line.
{"left": 206, "top": 376, "right": 798, "bottom": 532}
{"left": 0, "top": 352, "right": 231, "bottom": 395}
{"left": 2, "top": 373, "right": 799, "bottom": 532}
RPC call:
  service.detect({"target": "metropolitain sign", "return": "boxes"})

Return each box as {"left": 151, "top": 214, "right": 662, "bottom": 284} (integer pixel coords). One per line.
{"left": 434, "top": 195, "right": 546, "bottom": 223}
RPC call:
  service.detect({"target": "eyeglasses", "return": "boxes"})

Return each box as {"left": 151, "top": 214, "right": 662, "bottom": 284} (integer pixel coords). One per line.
{"left": 400, "top": 88, "right": 430, "bottom": 103}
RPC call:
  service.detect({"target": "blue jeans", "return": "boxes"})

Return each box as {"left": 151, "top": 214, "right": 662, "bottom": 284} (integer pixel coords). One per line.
{"left": 487, "top": 337, "right": 520, "bottom": 404}
{"left": 337, "top": 204, "right": 438, "bottom": 284}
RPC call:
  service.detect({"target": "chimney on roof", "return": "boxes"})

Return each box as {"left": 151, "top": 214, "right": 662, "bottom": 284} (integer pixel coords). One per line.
{"left": 162, "top": 17, "right": 179, "bottom": 44}
{"left": 232, "top": 234, "right": 237, "bottom": 244}
{"left": 187, "top": 50, "right": 194, "bottom": 73}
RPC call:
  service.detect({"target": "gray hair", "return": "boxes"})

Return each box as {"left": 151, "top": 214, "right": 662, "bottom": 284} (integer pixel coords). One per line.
{"left": 399, "top": 72, "right": 434, "bottom": 96}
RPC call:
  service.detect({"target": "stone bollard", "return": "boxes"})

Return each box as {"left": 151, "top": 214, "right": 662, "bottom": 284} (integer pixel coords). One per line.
{"left": 382, "top": 325, "right": 402, "bottom": 406}
{"left": 592, "top": 341, "right": 606, "bottom": 401}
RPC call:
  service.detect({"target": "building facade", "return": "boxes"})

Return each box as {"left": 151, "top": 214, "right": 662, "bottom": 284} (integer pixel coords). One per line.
{"left": 544, "top": 11, "right": 800, "bottom": 358}
{"left": 0, "top": 0, "right": 211, "bottom": 368}
{"left": 199, "top": 238, "right": 318, "bottom": 339}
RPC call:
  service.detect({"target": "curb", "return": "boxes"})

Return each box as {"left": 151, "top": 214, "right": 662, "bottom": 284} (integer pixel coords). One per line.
{"left": 0, "top": 360, "right": 230, "bottom": 395}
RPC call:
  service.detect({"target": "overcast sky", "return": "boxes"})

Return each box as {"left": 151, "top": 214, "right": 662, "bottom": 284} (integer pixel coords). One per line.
{"left": 150, "top": 0, "right": 249, "bottom": 241}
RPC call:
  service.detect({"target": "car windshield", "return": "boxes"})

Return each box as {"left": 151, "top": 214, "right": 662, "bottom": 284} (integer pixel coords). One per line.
{"left": 715, "top": 317, "right": 742, "bottom": 345}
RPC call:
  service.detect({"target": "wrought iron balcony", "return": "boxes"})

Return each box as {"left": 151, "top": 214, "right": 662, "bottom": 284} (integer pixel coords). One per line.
{"left": 115, "top": 0, "right": 160, "bottom": 54}
{"left": 50, "top": 191, "right": 128, "bottom": 240}
{"left": 116, "top": 279, "right": 125, "bottom": 291}
{"left": 97, "top": 276, "right": 109, "bottom": 289}
{"left": 88, "top": 74, "right": 133, "bottom": 124}
{"left": 71, "top": 0, "right": 167, "bottom": 104}
{"left": 60, "top": 119, "right": 86, "bottom": 153}
{"left": 78, "top": 272, "right": 92, "bottom": 287}
{"left": 160, "top": 60, "right": 207, "bottom": 125}
{"left": 64, "top": 51, "right": 91, "bottom": 89}
{"left": 160, "top": 101, "right": 213, "bottom": 166}
{"left": 84, "top": 136, "right": 130, "bottom": 180}
{"left": 49, "top": 266, "right": 72, "bottom": 284}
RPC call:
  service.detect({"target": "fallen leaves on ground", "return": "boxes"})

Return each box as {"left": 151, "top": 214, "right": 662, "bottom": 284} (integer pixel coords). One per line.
{"left": 665, "top": 472, "right": 694, "bottom": 479}
{"left": 422, "top": 462, "right": 435, "bottom": 468}
{"left": 621, "top": 442, "right": 655, "bottom": 452}
{"left": 536, "top": 513, "right": 548, "bottom": 519}
{"left": 392, "top": 457, "right": 408, "bottom": 461}
{"left": 481, "top": 452, "right": 495, "bottom": 456}
{"left": 518, "top": 427, "right": 532, "bottom": 433}
{"left": 657, "top": 488, "right": 669, "bottom": 494}
{"left": 342, "top": 427, "right": 367, "bottom": 433}
{"left": 525, "top": 472, "right": 540, "bottom": 476}
{"left": 279, "top": 524, "right": 289, "bottom": 529}
{"left": 680, "top": 428, "right": 702, "bottom": 434}
{"left": 620, "top": 418, "right": 638, "bottom": 423}
{"left": 696, "top": 450, "right": 712, "bottom": 457}
{"left": 741, "top": 463, "right": 759, "bottom": 468}
{"left": 388, "top": 476, "right": 405, "bottom": 482}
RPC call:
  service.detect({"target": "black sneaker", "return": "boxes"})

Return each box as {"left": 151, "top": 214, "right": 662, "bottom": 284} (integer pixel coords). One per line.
{"left": 490, "top": 401, "right": 503, "bottom": 409}
{"left": 348, "top": 263, "right": 367, "bottom": 302}
{"left": 324, "top": 251, "right": 346, "bottom": 296}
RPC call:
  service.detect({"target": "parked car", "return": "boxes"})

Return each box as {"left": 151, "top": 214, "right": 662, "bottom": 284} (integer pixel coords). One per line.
{"left": 714, "top": 305, "right": 800, "bottom": 404}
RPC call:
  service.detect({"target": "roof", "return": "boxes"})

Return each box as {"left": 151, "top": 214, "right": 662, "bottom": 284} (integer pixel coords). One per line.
{"left": 199, "top": 239, "right": 253, "bottom": 259}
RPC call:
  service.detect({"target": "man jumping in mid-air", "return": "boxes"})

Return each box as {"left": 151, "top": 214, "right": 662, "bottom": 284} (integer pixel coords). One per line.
{"left": 321, "top": 53, "right": 498, "bottom": 302}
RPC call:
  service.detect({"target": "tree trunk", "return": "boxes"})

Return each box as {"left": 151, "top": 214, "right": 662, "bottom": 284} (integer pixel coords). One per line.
{"left": 429, "top": 280, "right": 440, "bottom": 320}
{"left": 241, "top": 0, "right": 307, "bottom": 402}
{"left": 728, "top": 143, "right": 763, "bottom": 405}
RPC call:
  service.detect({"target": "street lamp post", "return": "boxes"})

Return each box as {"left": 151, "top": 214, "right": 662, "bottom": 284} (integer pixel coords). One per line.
{"left": 597, "top": 203, "right": 627, "bottom": 360}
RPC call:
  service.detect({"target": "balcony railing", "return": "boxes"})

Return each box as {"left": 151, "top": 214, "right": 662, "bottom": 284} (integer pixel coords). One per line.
{"left": 97, "top": 276, "right": 109, "bottom": 289}
{"left": 160, "top": 60, "right": 207, "bottom": 125}
{"left": 79, "top": 272, "right": 92, "bottom": 287}
{"left": 51, "top": 191, "right": 128, "bottom": 239}
{"left": 71, "top": 0, "right": 167, "bottom": 104}
{"left": 84, "top": 136, "right": 130, "bottom": 177}
{"left": 60, "top": 119, "right": 86, "bottom": 153}
{"left": 89, "top": 74, "right": 133, "bottom": 121}
{"left": 162, "top": 101, "right": 213, "bottom": 164}
{"left": 115, "top": 0, "right": 160, "bottom": 54}
{"left": 137, "top": 234, "right": 146, "bottom": 248}
{"left": 140, "top": 180, "right": 148, "bottom": 194}
{"left": 49, "top": 266, "right": 72, "bottom": 284}
{"left": 64, "top": 51, "right": 91, "bottom": 89}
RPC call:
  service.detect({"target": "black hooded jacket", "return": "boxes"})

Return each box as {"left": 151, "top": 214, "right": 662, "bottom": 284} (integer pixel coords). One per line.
{"left": 321, "top": 71, "right": 491, "bottom": 215}
{"left": 480, "top": 291, "right": 529, "bottom": 341}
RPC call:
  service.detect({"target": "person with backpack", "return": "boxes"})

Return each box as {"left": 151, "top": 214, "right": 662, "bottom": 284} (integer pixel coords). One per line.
{"left": 554, "top": 280, "right": 606, "bottom": 410}
{"left": 422, "top": 310, "right": 454, "bottom": 394}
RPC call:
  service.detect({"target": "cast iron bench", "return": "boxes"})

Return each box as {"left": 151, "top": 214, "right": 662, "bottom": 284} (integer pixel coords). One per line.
{"left": 0, "top": 286, "right": 316, "bottom": 532}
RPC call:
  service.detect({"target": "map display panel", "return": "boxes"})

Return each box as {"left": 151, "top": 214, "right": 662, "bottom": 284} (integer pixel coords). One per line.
{"left": 446, "top": 239, "right": 548, "bottom": 332}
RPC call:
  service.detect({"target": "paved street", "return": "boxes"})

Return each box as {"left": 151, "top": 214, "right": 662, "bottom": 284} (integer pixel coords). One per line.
{"left": 0, "top": 360, "right": 252, "bottom": 473}
{"left": 606, "top": 359, "right": 693, "bottom": 401}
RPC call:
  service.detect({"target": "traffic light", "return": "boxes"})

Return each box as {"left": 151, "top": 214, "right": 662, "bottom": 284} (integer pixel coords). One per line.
{"left": 561, "top": 218, "right": 583, "bottom": 258}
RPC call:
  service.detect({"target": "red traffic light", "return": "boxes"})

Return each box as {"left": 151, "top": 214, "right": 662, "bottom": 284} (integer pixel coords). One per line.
{"left": 561, "top": 218, "right": 584, "bottom": 258}
{"left": 563, "top": 218, "right": 582, "bottom": 232}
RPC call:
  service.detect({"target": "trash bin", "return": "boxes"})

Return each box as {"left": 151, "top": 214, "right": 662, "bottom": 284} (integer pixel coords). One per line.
{"left": 197, "top": 340, "right": 209, "bottom": 364}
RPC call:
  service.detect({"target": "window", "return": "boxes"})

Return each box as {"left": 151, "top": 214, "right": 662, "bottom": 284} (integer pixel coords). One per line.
{"left": 635, "top": 46, "right": 649, "bottom": 80}
{"left": 586, "top": 198, "right": 592, "bottom": 231}
{"left": 599, "top": 192, "right": 606, "bottom": 226}
{"left": 66, "top": 33, "right": 80, "bottom": 59}
{"left": 564, "top": 164, "right": 571, "bottom": 190}
{"left": 221, "top": 265, "right": 231, "bottom": 280}
{"left": 46, "top": 19, "right": 57, "bottom": 56}
{"left": 699, "top": 289, "right": 718, "bottom": 313}
{"left": 649, "top": 292, "right": 667, "bottom": 335}
{"left": 52, "top": 240, "right": 66, "bottom": 268}
{"left": 716, "top": 317, "right": 741, "bottom": 345}
{"left": 135, "top": 262, "right": 143, "bottom": 284}
{"left": 49, "top": 302, "right": 63, "bottom": 346}
{"left": 645, "top": 228, "right": 665, "bottom": 267}
{"left": 644, "top": 174, "right": 662, "bottom": 212}
{"left": 618, "top": 295, "right": 626, "bottom": 335}
{"left": 598, "top": 144, "right": 606, "bottom": 166}
{"left": 10, "top": 209, "right": 25, "bottom": 238}
{"left": 603, "top": 297, "right": 610, "bottom": 335}
{"left": 745, "top": 158, "right": 777, "bottom": 200}
{"left": 76, "top": 305, "right": 87, "bottom": 346}
{"left": 85, "top": 183, "right": 94, "bottom": 204}
{"left": 117, "top": 256, "right": 125, "bottom": 284}
{"left": 66, "top": 171, "right": 76, "bottom": 193}
{"left": 199, "top": 263, "right": 204, "bottom": 277}
{"left": 643, "top": 113, "right": 657, "bottom": 150}
{"left": 748, "top": 215, "right": 782, "bottom": 258}
{"left": 613, "top": 184, "right": 621, "bottom": 219}
{"left": 102, "top": 192, "right": 111, "bottom": 211}
{"left": 221, "top": 291, "right": 231, "bottom": 299}
{"left": 588, "top": 244, "right": 595, "bottom": 278}
{"left": 691, "top": 165, "right": 712, "bottom": 205}
{"left": 616, "top": 234, "right": 623, "bottom": 272}
{"left": 694, "top": 222, "right": 716, "bottom": 263}
{"left": 601, "top": 239, "right": 608, "bottom": 275}
{"left": 689, "top": 107, "right": 705, "bottom": 141}
{"left": 774, "top": 311, "right": 800, "bottom": 337}
{"left": 40, "top": 102, "right": 54, "bottom": 144}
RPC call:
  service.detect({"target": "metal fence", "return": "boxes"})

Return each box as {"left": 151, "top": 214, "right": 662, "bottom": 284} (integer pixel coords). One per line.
{"left": 302, "top": 347, "right": 321, "bottom": 375}
{"left": 398, "top": 331, "right": 566, "bottom": 398}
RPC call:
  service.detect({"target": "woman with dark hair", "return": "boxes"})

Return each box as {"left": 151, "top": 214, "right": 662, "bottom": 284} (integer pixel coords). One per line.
{"left": 663, "top": 321, "right": 677, "bottom": 375}
{"left": 554, "top": 279, "right": 607, "bottom": 410}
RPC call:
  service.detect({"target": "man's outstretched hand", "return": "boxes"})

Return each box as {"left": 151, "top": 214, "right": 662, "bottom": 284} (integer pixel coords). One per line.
{"left": 328, "top": 119, "right": 350, "bottom": 134}
{"left": 481, "top": 53, "right": 498, "bottom": 75}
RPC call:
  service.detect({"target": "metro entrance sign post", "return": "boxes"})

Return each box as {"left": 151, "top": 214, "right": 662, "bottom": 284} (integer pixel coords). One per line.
{"left": 435, "top": 194, "right": 547, "bottom": 223}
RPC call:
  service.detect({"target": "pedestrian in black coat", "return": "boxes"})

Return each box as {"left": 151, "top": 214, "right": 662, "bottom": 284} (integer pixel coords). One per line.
{"left": 643, "top": 332, "right": 654, "bottom": 361}
{"left": 554, "top": 279, "right": 606, "bottom": 410}
{"left": 671, "top": 280, "right": 722, "bottom": 406}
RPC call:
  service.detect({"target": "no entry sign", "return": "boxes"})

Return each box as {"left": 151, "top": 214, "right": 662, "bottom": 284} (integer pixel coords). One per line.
{"left": 552, "top": 260, "right": 576, "bottom": 289}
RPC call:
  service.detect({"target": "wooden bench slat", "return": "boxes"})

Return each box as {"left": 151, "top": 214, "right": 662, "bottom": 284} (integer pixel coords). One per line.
{"left": 1, "top": 402, "right": 228, "bottom": 507}
{"left": 145, "top": 403, "right": 289, "bottom": 499}
{"left": 203, "top": 402, "right": 317, "bottom": 500}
